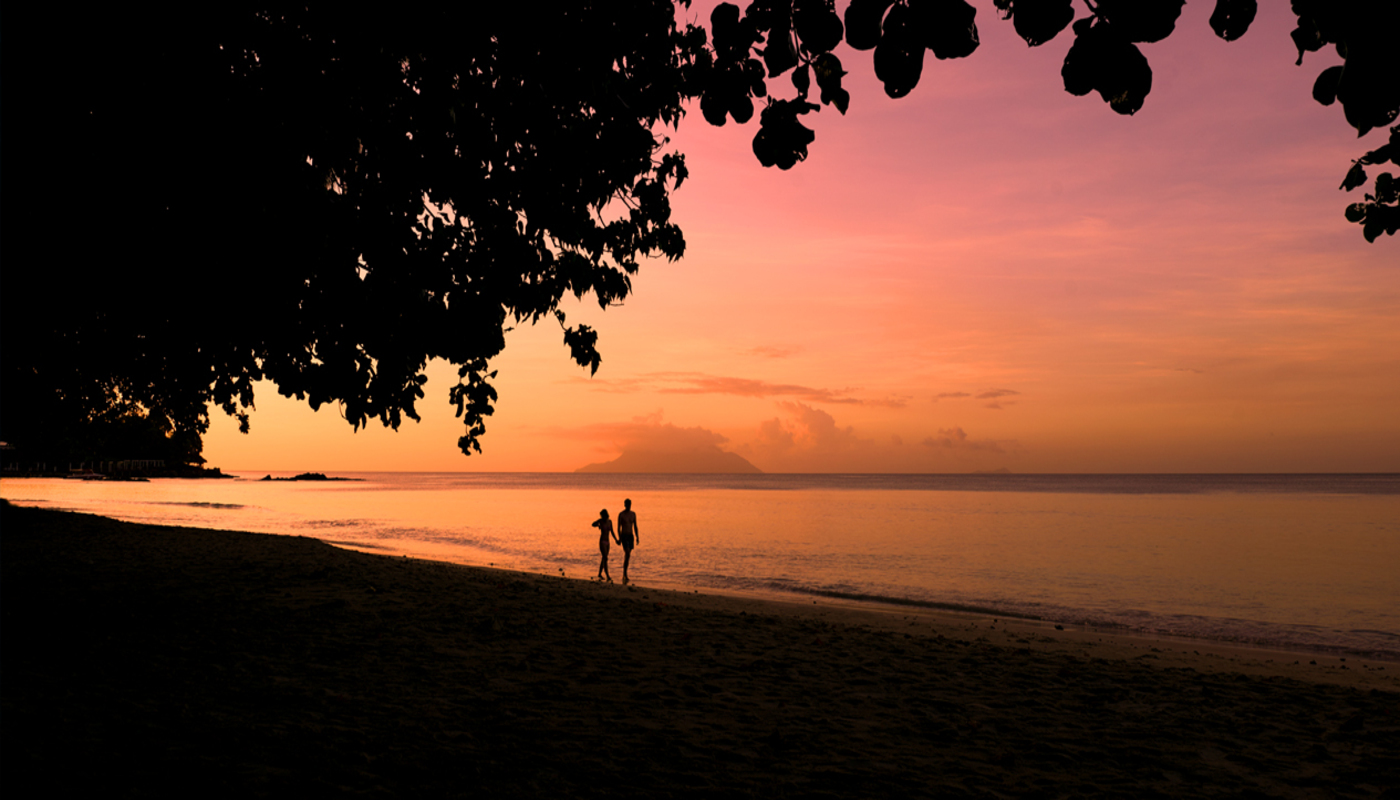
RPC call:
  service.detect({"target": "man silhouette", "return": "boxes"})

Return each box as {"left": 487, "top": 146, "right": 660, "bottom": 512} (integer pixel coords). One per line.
{"left": 616, "top": 498, "right": 639, "bottom": 584}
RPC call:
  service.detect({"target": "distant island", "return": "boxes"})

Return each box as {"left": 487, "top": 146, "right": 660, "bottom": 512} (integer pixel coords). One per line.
{"left": 575, "top": 449, "right": 762, "bottom": 474}
{"left": 258, "top": 473, "right": 362, "bottom": 482}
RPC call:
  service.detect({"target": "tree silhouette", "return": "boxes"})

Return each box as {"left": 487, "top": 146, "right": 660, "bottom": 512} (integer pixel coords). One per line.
{"left": 2, "top": 1, "right": 1394, "bottom": 460}
{"left": 701, "top": 0, "right": 1396, "bottom": 238}
{"left": 4, "top": 2, "right": 704, "bottom": 458}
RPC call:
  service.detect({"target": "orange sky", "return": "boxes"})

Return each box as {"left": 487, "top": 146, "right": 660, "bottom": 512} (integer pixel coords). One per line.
{"left": 204, "top": 2, "right": 1399, "bottom": 474}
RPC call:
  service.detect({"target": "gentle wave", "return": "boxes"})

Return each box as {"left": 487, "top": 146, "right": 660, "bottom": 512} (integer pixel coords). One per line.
{"left": 319, "top": 539, "right": 395, "bottom": 551}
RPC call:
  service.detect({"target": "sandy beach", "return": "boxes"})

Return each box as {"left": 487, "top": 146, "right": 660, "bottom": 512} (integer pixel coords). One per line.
{"left": 3, "top": 501, "right": 1397, "bottom": 798}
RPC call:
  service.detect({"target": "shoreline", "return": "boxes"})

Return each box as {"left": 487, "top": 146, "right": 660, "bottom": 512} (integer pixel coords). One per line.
{"left": 5, "top": 503, "right": 1399, "bottom": 796}
{"left": 8, "top": 492, "right": 1399, "bottom": 682}
{"left": 7, "top": 472, "right": 1396, "bottom": 665}
{"left": 328, "top": 539, "right": 1400, "bottom": 682}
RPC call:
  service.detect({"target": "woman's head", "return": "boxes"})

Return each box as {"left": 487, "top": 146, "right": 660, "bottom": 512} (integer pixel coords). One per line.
{"left": 600, "top": 509, "right": 609, "bottom": 518}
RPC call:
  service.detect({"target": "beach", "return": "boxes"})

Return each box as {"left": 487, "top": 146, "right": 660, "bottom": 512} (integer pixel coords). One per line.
{"left": 3, "top": 501, "right": 1397, "bottom": 798}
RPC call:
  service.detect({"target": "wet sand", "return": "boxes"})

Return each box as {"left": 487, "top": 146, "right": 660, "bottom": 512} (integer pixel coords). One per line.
{"left": 3, "top": 502, "right": 1397, "bottom": 798}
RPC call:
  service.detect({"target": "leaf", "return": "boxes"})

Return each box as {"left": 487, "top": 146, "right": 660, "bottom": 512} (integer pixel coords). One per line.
{"left": 1376, "top": 172, "right": 1397, "bottom": 205}
{"left": 1208, "top": 0, "right": 1256, "bottom": 42}
{"left": 1312, "top": 65, "right": 1343, "bottom": 107}
{"left": 1384, "top": 204, "right": 1400, "bottom": 237}
{"left": 999, "top": 0, "right": 1075, "bottom": 47}
{"left": 814, "top": 53, "right": 850, "bottom": 112}
{"left": 1361, "top": 143, "right": 1394, "bottom": 166}
{"left": 763, "top": 25, "right": 799, "bottom": 77}
{"left": 1094, "top": 0, "right": 1183, "bottom": 44}
{"left": 700, "top": 90, "right": 730, "bottom": 126}
{"left": 875, "top": 2, "right": 926, "bottom": 98}
{"left": 1363, "top": 213, "right": 1384, "bottom": 242}
{"left": 658, "top": 153, "right": 688, "bottom": 189}
{"left": 743, "top": 0, "right": 789, "bottom": 32}
{"left": 1340, "top": 162, "right": 1367, "bottom": 192}
{"left": 845, "top": 0, "right": 896, "bottom": 51}
{"left": 1335, "top": 53, "right": 1398, "bottom": 138}
{"left": 794, "top": 0, "right": 845, "bottom": 54}
{"left": 792, "top": 63, "right": 811, "bottom": 95}
{"left": 701, "top": 63, "right": 756, "bottom": 126}
{"left": 911, "top": 0, "right": 981, "bottom": 60}
{"left": 752, "top": 98, "right": 819, "bottom": 169}
{"left": 1061, "top": 21, "right": 1152, "bottom": 114}
{"left": 562, "top": 325, "right": 602, "bottom": 375}
{"left": 1290, "top": 17, "right": 1324, "bottom": 66}
{"left": 710, "top": 3, "right": 749, "bottom": 61}
{"left": 1061, "top": 21, "right": 1100, "bottom": 97}
{"left": 745, "top": 58, "right": 769, "bottom": 97}
{"left": 814, "top": 53, "right": 846, "bottom": 93}
{"left": 729, "top": 92, "right": 755, "bottom": 124}
{"left": 1344, "top": 203, "right": 1368, "bottom": 223}
{"left": 828, "top": 87, "right": 850, "bottom": 114}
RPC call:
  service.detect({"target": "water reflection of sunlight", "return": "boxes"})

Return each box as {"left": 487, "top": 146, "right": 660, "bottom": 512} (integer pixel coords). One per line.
{"left": 4, "top": 473, "right": 1398, "bottom": 655}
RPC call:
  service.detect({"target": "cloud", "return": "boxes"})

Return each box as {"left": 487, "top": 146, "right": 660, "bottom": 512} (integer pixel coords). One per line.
{"left": 974, "top": 388, "right": 1021, "bottom": 410}
{"left": 660, "top": 375, "right": 864, "bottom": 404}
{"left": 921, "top": 427, "right": 1004, "bottom": 453}
{"left": 579, "top": 371, "right": 905, "bottom": 408}
{"left": 565, "top": 376, "right": 650, "bottom": 394}
{"left": 738, "top": 402, "right": 870, "bottom": 469}
{"left": 560, "top": 415, "right": 760, "bottom": 473}
{"left": 779, "top": 401, "right": 864, "bottom": 452}
{"left": 556, "top": 417, "right": 729, "bottom": 450}
{"left": 630, "top": 409, "right": 666, "bottom": 426}
{"left": 735, "top": 404, "right": 1015, "bottom": 471}
{"left": 936, "top": 388, "right": 1021, "bottom": 409}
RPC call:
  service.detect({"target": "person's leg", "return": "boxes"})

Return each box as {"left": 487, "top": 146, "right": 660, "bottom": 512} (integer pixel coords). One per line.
{"left": 622, "top": 548, "right": 631, "bottom": 583}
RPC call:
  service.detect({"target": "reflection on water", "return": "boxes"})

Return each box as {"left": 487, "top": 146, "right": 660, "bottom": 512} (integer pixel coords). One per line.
{"left": 4, "top": 472, "right": 1398, "bottom": 657}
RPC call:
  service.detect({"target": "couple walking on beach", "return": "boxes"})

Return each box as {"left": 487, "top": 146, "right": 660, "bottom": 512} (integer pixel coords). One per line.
{"left": 593, "top": 499, "right": 639, "bottom": 584}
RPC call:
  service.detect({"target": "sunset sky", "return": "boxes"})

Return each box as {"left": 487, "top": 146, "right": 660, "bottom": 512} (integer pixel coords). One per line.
{"left": 204, "top": 1, "right": 1399, "bottom": 474}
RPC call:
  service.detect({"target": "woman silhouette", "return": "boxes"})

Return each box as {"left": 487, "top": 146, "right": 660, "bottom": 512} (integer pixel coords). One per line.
{"left": 592, "top": 509, "right": 618, "bottom": 582}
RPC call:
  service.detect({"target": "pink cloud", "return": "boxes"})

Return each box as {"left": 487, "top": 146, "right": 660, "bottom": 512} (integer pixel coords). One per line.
{"left": 576, "top": 371, "right": 906, "bottom": 408}
{"left": 561, "top": 416, "right": 760, "bottom": 473}
{"left": 735, "top": 403, "right": 1013, "bottom": 471}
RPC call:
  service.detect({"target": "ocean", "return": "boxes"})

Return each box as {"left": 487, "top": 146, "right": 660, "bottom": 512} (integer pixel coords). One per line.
{"left": 4, "top": 472, "right": 1398, "bottom": 658}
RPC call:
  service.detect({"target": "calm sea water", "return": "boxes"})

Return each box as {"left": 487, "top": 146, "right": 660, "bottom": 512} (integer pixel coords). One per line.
{"left": 4, "top": 472, "right": 1398, "bottom": 658}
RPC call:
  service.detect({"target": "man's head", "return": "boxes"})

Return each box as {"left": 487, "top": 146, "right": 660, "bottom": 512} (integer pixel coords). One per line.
{"left": 624, "top": 498, "right": 632, "bottom": 509}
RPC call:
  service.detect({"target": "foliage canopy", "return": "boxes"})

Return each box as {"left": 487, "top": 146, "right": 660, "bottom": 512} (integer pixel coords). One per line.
{"left": 2, "top": 1, "right": 1394, "bottom": 462}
